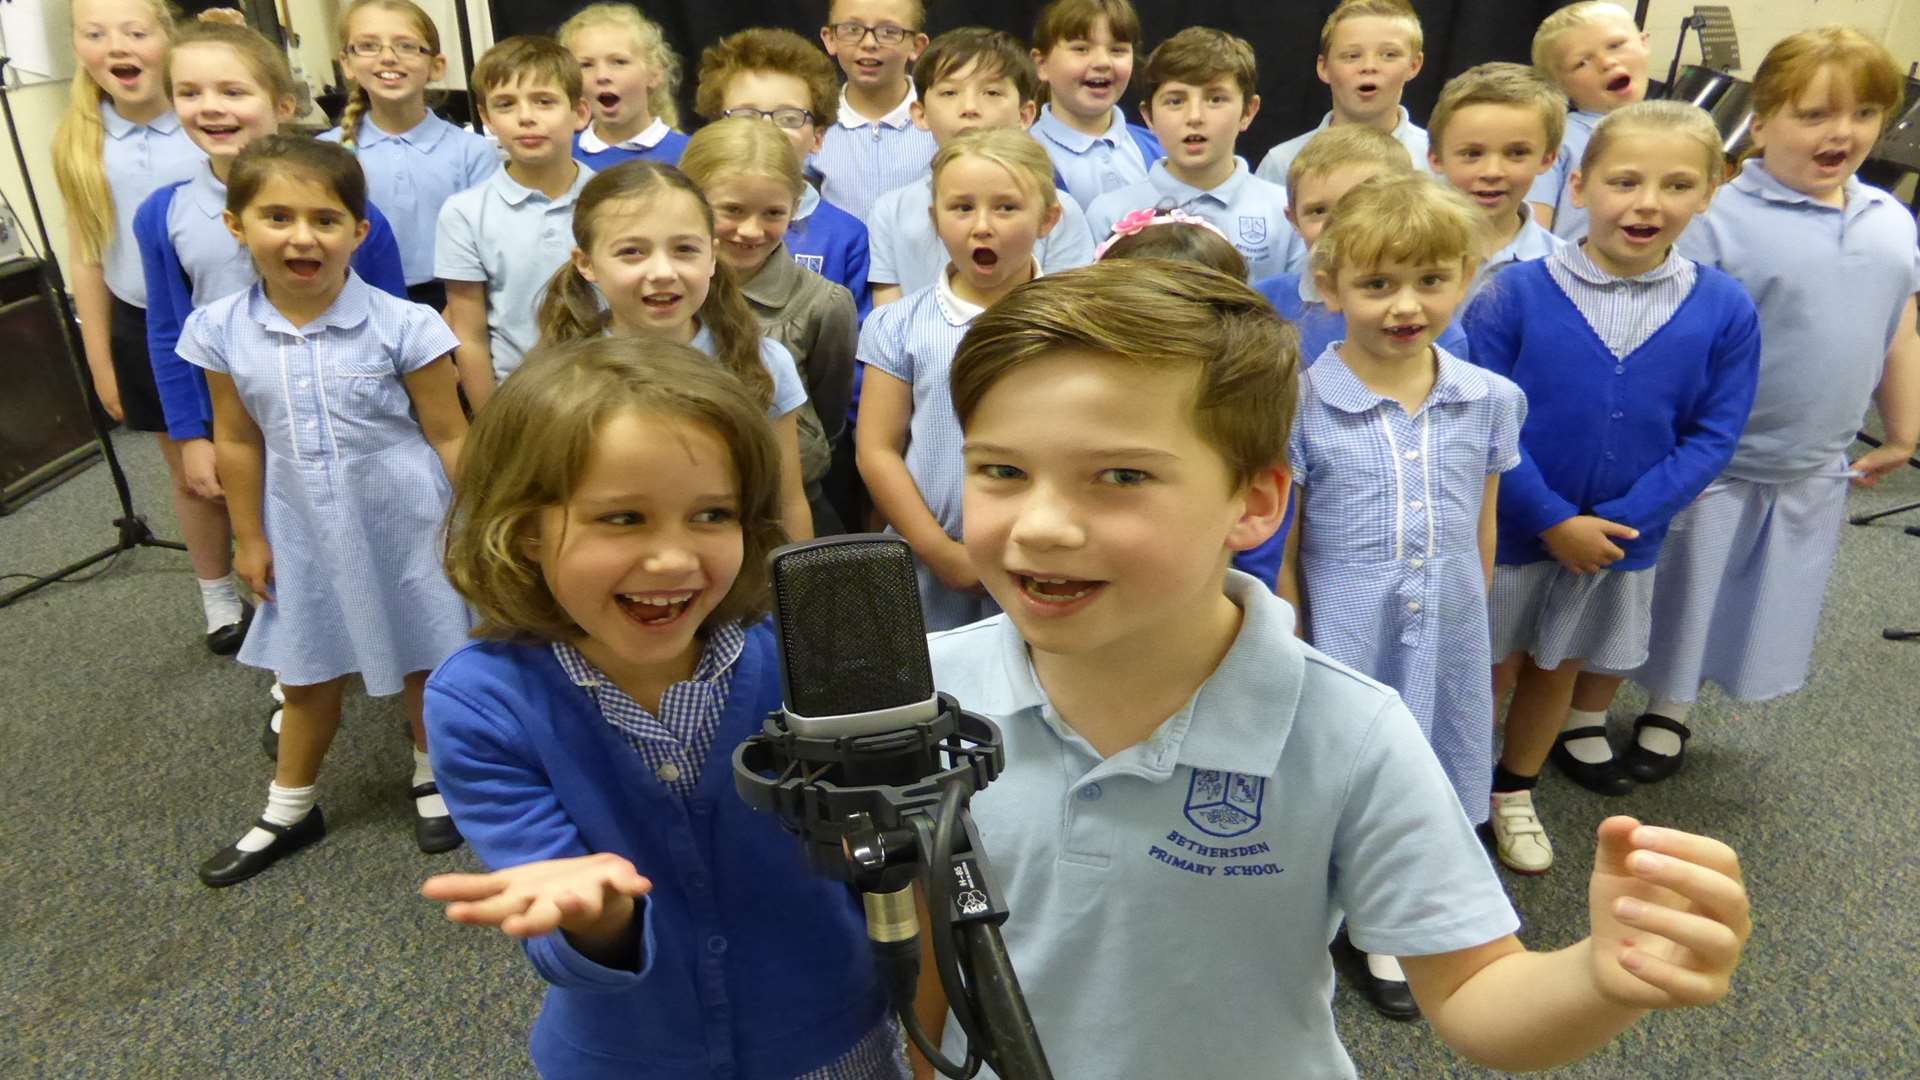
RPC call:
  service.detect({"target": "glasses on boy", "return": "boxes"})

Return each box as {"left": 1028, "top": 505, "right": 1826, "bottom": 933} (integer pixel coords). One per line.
{"left": 827, "top": 22, "right": 913, "bottom": 46}
{"left": 720, "top": 106, "right": 816, "bottom": 131}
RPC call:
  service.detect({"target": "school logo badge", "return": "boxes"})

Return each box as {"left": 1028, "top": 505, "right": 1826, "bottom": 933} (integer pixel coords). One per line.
{"left": 1238, "top": 216, "right": 1267, "bottom": 245}
{"left": 1185, "top": 769, "right": 1265, "bottom": 837}
{"left": 793, "top": 254, "right": 825, "bottom": 274}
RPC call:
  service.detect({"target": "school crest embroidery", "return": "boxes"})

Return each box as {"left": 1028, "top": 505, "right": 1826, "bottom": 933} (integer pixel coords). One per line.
{"left": 793, "top": 253, "right": 825, "bottom": 274}
{"left": 1238, "top": 216, "right": 1267, "bottom": 245}
{"left": 1185, "top": 769, "right": 1265, "bottom": 837}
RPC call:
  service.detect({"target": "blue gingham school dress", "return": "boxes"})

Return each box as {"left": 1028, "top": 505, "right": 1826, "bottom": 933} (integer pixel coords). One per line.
{"left": 178, "top": 273, "right": 470, "bottom": 694}
{"left": 1289, "top": 346, "right": 1525, "bottom": 822}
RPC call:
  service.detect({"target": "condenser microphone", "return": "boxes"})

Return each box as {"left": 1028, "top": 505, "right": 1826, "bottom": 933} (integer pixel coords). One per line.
{"left": 767, "top": 534, "right": 943, "bottom": 739}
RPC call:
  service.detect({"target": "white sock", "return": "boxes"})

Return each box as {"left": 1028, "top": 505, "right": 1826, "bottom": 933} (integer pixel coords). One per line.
{"left": 1638, "top": 701, "right": 1692, "bottom": 756}
{"left": 236, "top": 781, "right": 317, "bottom": 852}
{"left": 1560, "top": 708, "right": 1615, "bottom": 764}
{"left": 270, "top": 680, "right": 285, "bottom": 705}
{"left": 198, "top": 576, "right": 245, "bottom": 634}
{"left": 1365, "top": 952, "right": 1406, "bottom": 982}
{"left": 412, "top": 748, "right": 448, "bottom": 818}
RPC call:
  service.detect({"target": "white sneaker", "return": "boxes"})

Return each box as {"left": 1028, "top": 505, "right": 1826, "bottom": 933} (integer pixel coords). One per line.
{"left": 1490, "top": 790, "right": 1553, "bottom": 874}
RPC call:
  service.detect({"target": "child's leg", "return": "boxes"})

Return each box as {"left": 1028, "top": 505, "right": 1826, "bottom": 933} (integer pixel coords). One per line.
{"left": 199, "top": 676, "right": 344, "bottom": 886}
{"left": 1488, "top": 656, "right": 1582, "bottom": 875}
{"left": 155, "top": 434, "right": 245, "bottom": 645}
{"left": 274, "top": 676, "right": 348, "bottom": 788}
{"left": 404, "top": 671, "right": 463, "bottom": 854}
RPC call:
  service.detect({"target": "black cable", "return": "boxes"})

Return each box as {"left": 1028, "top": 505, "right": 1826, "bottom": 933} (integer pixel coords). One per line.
{"left": 909, "top": 792, "right": 985, "bottom": 1079}
{"left": 930, "top": 779, "right": 988, "bottom": 1048}
{"left": 0, "top": 550, "right": 124, "bottom": 588}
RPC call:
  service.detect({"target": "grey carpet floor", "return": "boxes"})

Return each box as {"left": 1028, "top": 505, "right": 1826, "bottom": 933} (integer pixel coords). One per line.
{"left": 3, "top": 432, "right": 1917, "bottom": 1079}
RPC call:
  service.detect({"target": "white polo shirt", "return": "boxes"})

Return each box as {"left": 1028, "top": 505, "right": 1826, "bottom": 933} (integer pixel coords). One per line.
{"left": 928, "top": 571, "right": 1518, "bottom": 1079}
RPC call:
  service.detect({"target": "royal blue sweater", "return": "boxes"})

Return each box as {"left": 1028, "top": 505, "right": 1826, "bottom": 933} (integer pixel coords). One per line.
{"left": 571, "top": 129, "right": 691, "bottom": 171}
{"left": 788, "top": 192, "right": 873, "bottom": 320}
{"left": 425, "top": 622, "right": 888, "bottom": 1080}
{"left": 132, "top": 182, "right": 408, "bottom": 442}
{"left": 1463, "top": 259, "right": 1760, "bottom": 570}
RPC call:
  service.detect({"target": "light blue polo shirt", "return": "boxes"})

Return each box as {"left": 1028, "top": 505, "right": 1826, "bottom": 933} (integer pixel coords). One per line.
{"left": 321, "top": 112, "right": 500, "bottom": 286}
{"left": 810, "top": 86, "right": 939, "bottom": 224}
{"left": 1086, "top": 158, "right": 1306, "bottom": 280}
{"left": 1253, "top": 106, "right": 1433, "bottom": 190}
{"left": 100, "top": 105, "right": 204, "bottom": 306}
{"left": 434, "top": 162, "right": 594, "bottom": 380}
{"left": 1032, "top": 104, "right": 1152, "bottom": 212}
{"left": 166, "top": 164, "right": 257, "bottom": 306}
{"left": 866, "top": 175, "right": 1095, "bottom": 291}
{"left": 687, "top": 322, "right": 810, "bottom": 421}
{"left": 927, "top": 570, "right": 1519, "bottom": 1079}
{"left": 1678, "top": 162, "right": 1920, "bottom": 483}
{"left": 1467, "top": 210, "right": 1566, "bottom": 303}
{"left": 1526, "top": 108, "right": 1603, "bottom": 241}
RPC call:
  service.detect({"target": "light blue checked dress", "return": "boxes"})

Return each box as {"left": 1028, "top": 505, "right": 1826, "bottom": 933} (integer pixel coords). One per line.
{"left": 1289, "top": 346, "right": 1524, "bottom": 822}
{"left": 178, "top": 273, "right": 470, "bottom": 694}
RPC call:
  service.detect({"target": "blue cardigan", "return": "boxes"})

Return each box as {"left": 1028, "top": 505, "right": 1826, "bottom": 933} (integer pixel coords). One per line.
{"left": 572, "top": 129, "right": 691, "bottom": 171}
{"left": 425, "top": 622, "right": 889, "bottom": 1080}
{"left": 132, "top": 182, "right": 408, "bottom": 442}
{"left": 788, "top": 192, "right": 873, "bottom": 320}
{"left": 1463, "top": 259, "right": 1761, "bottom": 570}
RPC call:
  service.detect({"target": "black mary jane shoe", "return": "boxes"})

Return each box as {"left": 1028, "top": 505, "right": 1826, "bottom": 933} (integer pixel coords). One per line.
{"left": 1548, "top": 726, "right": 1636, "bottom": 796}
{"left": 1332, "top": 929, "right": 1420, "bottom": 1021}
{"left": 198, "top": 807, "right": 325, "bottom": 888}
{"left": 261, "top": 707, "right": 281, "bottom": 761}
{"left": 412, "top": 782, "right": 464, "bottom": 854}
{"left": 206, "top": 602, "right": 255, "bottom": 656}
{"left": 1621, "top": 713, "right": 1691, "bottom": 783}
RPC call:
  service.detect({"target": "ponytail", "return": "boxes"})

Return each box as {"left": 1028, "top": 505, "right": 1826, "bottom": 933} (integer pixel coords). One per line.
{"left": 53, "top": 72, "right": 113, "bottom": 264}
{"left": 535, "top": 261, "right": 612, "bottom": 344}
{"left": 699, "top": 262, "right": 774, "bottom": 411}
{"left": 338, "top": 85, "right": 372, "bottom": 149}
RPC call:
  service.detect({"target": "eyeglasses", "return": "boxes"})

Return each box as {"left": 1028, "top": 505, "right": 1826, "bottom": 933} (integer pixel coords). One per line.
{"left": 347, "top": 39, "right": 430, "bottom": 59}
{"left": 720, "top": 106, "right": 816, "bottom": 131}
{"left": 827, "top": 22, "right": 913, "bottom": 46}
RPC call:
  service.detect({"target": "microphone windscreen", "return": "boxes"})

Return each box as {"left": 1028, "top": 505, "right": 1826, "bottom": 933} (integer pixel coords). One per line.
{"left": 769, "top": 535, "right": 936, "bottom": 721}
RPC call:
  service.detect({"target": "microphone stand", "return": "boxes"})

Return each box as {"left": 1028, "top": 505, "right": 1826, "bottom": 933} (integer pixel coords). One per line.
{"left": 0, "top": 56, "right": 186, "bottom": 607}
{"left": 735, "top": 695, "right": 1054, "bottom": 1079}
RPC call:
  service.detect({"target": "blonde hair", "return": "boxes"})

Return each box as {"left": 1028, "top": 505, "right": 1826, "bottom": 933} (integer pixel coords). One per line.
{"left": 558, "top": 2, "right": 683, "bottom": 129}
{"left": 1311, "top": 172, "right": 1489, "bottom": 283}
{"left": 678, "top": 117, "right": 805, "bottom": 205}
{"left": 952, "top": 260, "right": 1299, "bottom": 488}
{"left": 1320, "top": 0, "right": 1424, "bottom": 56}
{"left": 1285, "top": 124, "right": 1414, "bottom": 205}
{"left": 929, "top": 127, "right": 1060, "bottom": 210}
{"left": 166, "top": 20, "right": 302, "bottom": 107}
{"left": 536, "top": 162, "right": 773, "bottom": 410}
{"left": 1750, "top": 26, "right": 1902, "bottom": 143}
{"left": 335, "top": 0, "right": 443, "bottom": 150}
{"left": 1428, "top": 61, "right": 1568, "bottom": 156}
{"left": 54, "top": 0, "right": 180, "bottom": 265}
{"left": 694, "top": 27, "right": 840, "bottom": 126}
{"left": 444, "top": 336, "right": 786, "bottom": 642}
{"left": 1531, "top": 1, "right": 1636, "bottom": 78}
{"left": 1581, "top": 99, "right": 1725, "bottom": 185}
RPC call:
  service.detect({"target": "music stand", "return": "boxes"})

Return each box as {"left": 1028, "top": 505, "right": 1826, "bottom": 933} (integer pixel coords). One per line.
{"left": 1662, "top": 5, "right": 1741, "bottom": 94}
{"left": 0, "top": 57, "right": 186, "bottom": 608}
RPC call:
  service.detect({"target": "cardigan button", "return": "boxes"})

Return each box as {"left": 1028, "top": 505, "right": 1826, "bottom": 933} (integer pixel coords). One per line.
{"left": 707, "top": 935, "right": 729, "bottom": 956}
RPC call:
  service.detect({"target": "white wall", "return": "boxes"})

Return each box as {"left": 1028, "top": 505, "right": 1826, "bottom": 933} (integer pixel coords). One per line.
{"left": 1643, "top": 0, "right": 1919, "bottom": 80}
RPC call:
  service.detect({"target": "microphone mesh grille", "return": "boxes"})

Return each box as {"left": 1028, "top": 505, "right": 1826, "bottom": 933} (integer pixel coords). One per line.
{"left": 772, "top": 538, "right": 936, "bottom": 718}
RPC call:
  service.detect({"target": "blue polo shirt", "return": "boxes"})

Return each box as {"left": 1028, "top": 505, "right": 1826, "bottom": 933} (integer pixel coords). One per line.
{"left": 928, "top": 570, "right": 1518, "bottom": 1079}
{"left": 1253, "top": 107, "right": 1432, "bottom": 189}
{"left": 1087, "top": 159, "right": 1306, "bottom": 280}
{"left": 1677, "top": 162, "right": 1920, "bottom": 483}
{"left": 99, "top": 104, "right": 204, "bottom": 306}
{"left": 1468, "top": 211, "right": 1566, "bottom": 303}
{"left": 571, "top": 117, "right": 690, "bottom": 170}
{"left": 1526, "top": 108, "right": 1603, "bottom": 241}
{"left": 788, "top": 183, "right": 873, "bottom": 318}
{"left": 809, "top": 86, "right": 938, "bottom": 223}
{"left": 866, "top": 175, "right": 1096, "bottom": 292}
{"left": 435, "top": 162, "right": 595, "bottom": 380}
{"left": 1031, "top": 104, "right": 1165, "bottom": 212}
{"left": 321, "top": 112, "right": 500, "bottom": 286}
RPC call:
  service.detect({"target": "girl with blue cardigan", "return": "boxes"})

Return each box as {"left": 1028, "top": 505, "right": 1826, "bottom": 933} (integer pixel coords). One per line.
{"left": 1465, "top": 102, "right": 1759, "bottom": 877}
{"left": 423, "top": 338, "right": 902, "bottom": 1080}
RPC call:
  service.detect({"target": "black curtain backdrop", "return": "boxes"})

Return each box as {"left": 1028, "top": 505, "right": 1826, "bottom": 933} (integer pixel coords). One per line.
{"left": 487, "top": 1, "right": 1567, "bottom": 166}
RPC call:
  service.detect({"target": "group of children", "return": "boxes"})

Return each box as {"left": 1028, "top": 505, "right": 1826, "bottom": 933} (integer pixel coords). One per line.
{"left": 51, "top": 0, "right": 1917, "bottom": 1075}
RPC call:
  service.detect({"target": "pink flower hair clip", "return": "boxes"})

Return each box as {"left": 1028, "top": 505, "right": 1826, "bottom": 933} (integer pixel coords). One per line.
{"left": 1094, "top": 208, "right": 1232, "bottom": 260}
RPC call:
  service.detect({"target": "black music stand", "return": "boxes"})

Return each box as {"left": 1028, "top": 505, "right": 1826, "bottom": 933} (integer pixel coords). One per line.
{"left": 1662, "top": 5, "right": 1740, "bottom": 95}
{"left": 0, "top": 57, "right": 186, "bottom": 608}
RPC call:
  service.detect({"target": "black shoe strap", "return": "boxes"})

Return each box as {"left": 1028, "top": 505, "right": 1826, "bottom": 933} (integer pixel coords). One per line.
{"left": 1634, "top": 713, "right": 1692, "bottom": 741}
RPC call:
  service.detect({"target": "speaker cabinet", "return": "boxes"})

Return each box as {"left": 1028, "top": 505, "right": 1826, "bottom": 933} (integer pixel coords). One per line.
{"left": 0, "top": 257, "right": 99, "bottom": 514}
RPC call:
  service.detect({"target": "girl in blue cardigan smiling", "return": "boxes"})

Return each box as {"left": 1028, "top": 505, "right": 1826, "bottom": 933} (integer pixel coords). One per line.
{"left": 421, "top": 337, "right": 902, "bottom": 1080}
{"left": 1465, "top": 101, "right": 1759, "bottom": 877}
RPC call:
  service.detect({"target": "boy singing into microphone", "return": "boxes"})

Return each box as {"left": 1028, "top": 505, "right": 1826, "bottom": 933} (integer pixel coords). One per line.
{"left": 911, "top": 259, "right": 1752, "bottom": 1078}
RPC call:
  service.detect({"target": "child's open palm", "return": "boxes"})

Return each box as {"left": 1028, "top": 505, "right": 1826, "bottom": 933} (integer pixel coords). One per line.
{"left": 1586, "top": 817, "right": 1751, "bottom": 1009}
{"left": 422, "top": 852, "right": 652, "bottom": 939}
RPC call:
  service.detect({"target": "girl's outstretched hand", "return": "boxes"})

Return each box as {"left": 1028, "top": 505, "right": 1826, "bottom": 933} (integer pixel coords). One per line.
{"left": 1586, "top": 816, "right": 1750, "bottom": 1009}
{"left": 421, "top": 852, "right": 652, "bottom": 939}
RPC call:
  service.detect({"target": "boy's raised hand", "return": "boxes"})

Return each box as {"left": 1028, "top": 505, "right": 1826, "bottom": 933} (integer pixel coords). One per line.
{"left": 422, "top": 852, "right": 652, "bottom": 940}
{"left": 1586, "top": 816, "right": 1751, "bottom": 1009}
